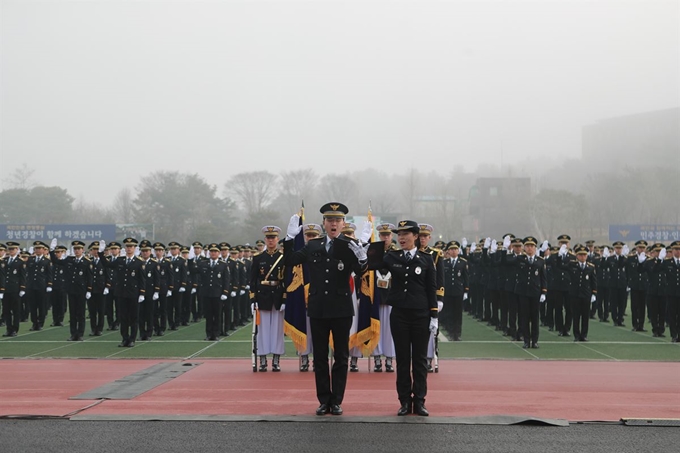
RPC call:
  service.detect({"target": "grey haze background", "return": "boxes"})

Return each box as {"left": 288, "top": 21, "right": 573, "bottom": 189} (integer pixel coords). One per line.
{"left": 2, "top": 0, "right": 678, "bottom": 203}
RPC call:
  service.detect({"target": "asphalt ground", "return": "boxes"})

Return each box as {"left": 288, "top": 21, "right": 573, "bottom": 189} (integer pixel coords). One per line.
{"left": 1, "top": 420, "right": 678, "bottom": 453}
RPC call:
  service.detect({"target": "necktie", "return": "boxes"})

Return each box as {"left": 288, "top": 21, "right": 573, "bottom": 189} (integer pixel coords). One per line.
{"left": 326, "top": 240, "right": 334, "bottom": 254}
{"left": 405, "top": 252, "right": 412, "bottom": 262}
{"left": 127, "top": 258, "right": 131, "bottom": 265}
{"left": 581, "top": 263, "right": 585, "bottom": 270}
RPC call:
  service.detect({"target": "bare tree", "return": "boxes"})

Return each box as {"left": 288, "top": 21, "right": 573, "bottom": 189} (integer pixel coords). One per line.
{"left": 5, "top": 163, "right": 36, "bottom": 190}
{"left": 112, "top": 188, "right": 135, "bottom": 223}
{"left": 225, "top": 171, "right": 279, "bottom": 215}
{"left": 400, "top": 168, "right": 420, "bottom": 218}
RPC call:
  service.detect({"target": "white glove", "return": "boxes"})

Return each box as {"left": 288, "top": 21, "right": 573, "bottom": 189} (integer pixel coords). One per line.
{"left": 470, "top": 242, "right": 477, "bottom": 253}
{"left": 603, "top": 247, "right": 610, "bottom": 258}
{"left": 220, "top": 294, "right": 227, "bottom": 301}
{"left": 463, "top": 292, "right": 468, "bottom": 301}
{"left": 152, "top": 292, "right": 159, "bottom": 301}
{"left": 50, "top": 238, "right": 58, "bottom": 251}
{"left": 502, "top": 236, "right": 511, "bottom": 249}
{"left": 138, "top": 295, "right": 145, "bottom": 303}
{"left": 622, "top": 245, "right": 630, "bottom": 256}
{"left": 179, "top": 287, "right": 186, "bottom": 293}
{"left": 286, "top": 214, "right": 302, "bottom": 239}
{"left": 559, "top": 244, "right": 568, "bottom": 257}
{"left": 191, "top": 288, "right": 196, "bottom": 294}
{"left": 85, "top": 292, "right": 91, "bottom": 300}
{"left": 29, "top": 246, "right": 34, "bottom": 254}
{"left": 638, "top": 253, "right": 646, "bottom": 263}
{"left": 0, "top": 293, "right": 3, "bottom": 300}
{"left": 245, "top": 285, "right": 250, "bottom": 290}
{"left": 240, "top": 290, "right": 246, "bottom": 295}
{"left": 103, "top": 288, "right": 109, "bottom": 295}
{"left": 231, "top": 291, "right": 237, "bottom": 298}
{"left": 591, "top": 295, "right": 597, "bottom": 304}
{"left": 490, "top": 240, "right": 498, "bottom": 254}
{"left": 19, "top": 291, "right": 25, "bottom": 297}
{"left": 483, "top": 237, "right": 491, "bottom": 249}
{"left": 659, "top": 248, "right": 667, "bottom": 260}
{"left": 46, "top": 287, "right": 52, "bottom": 293}
{"left": 279, "top": 303, "right": 286, "bottom": 312}
{"left": 99, "top": 241, "right": 106, "bottom": 253}
{"left": 461, "top": 238, "right": 468, "bottom": 249}
{"left": 188, "top": 248, "right": 195, "bottom": 259}
{"left": 437, "top": 301, "right": 443, "bottom": 312}
{"left": 348, "top": 241, "right": 369, "bottom": 262}
{"left": 540, "top": 240, "right": 549, "bottom": 253}
{"left": 429, "top": 318, "right": 439, "bottom": 333}
{"left": 251, "top": 303, "right": 258, "bottom": 315}
{"left": 358, "top": 221, "right": 373, "bottom": 243}
{"left": 167, "top": 290, "right": 172, "bottom": 297}
{"left": 539, "top": 294, "right": 546, "bottom": 303}
{"left": 626, "top": 287, "right": 631, "bottom": 292}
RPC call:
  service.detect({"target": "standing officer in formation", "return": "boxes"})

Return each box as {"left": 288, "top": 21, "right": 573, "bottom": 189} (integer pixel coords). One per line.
{"left": 166, "top": 242, "right": 187, "bottom": 331}
{"left": 250, "top": 226, "right": 286, "bottom": 372}
{"left": 195, "top": 243, "right": 230, "bottom": 341}
{"left": 442, "top": 240, "right": 468, "bottom": 341}
{"left": 50, "top": 245, "right": 68, "bottom": 327}
{"left": 546, "top": 234, "right": 573, "bottom": 337}
{"left": 371, "top": 223, "right": 397, "bottom": 373}
{"left": 641, "top": 243, "right": 667, "bottom": 338}
{"left": 284, "top": 202, "right": 369, "bottom": 416}
{"left": 661, "top": 241, "right": 680, "bottom": 342}
{"left": 26, "top": 241, "right": 52, "bottom": 331}
{"left": 556, "top": 244, "right": 597, "bottom": 341}
{"left": 137, "top": 240, "right": 159, "bottom": 341}
{"left": 369, "top": 220, "right": 438, "bottom": 416}
{"left": 219, "top": 243, "right": 238, "bottom": 336}
{"left": 1, "top": 242, "right": 26, "bottom": 337}
{"left": 606, "top": 241, "right": 629, "bottom": 327}
{"left": 296, "top": 223, "right": 322, "bottom": 372}
{"left": 418, "top": 224, "right": 444, "bottom": 372}
{"left": 88, "top": 241, "right": 107, "bottom": 336}
{"left": 104, "top": 241, "right": 122, "bottom": 331}
{"left": 51, "top": 240, "right": 93, "bottom": 341}
{"left": 627, "top": 240, "right": 648, "bottom": 332}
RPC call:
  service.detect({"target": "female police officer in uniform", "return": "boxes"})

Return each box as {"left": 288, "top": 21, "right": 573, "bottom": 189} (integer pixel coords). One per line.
{"left": 367, "top": 220, "right": 438, "bottom": 416}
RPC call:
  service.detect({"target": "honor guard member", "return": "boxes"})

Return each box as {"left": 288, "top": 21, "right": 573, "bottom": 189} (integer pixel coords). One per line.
{"left": 51, "top": 241, "right": 93, "bottom": 341}
{"left": 167, "top": 242, "right": 187, "bottom": 330}
{"left": 661, "top": 241, "right": 680, "bottom": 342}
{"left": 26, "top": 241, "right": 53, "bottom": 331}
{"left": 443, "top": 241, "right": 469, "bottom": 341}
{"left": 197, "top": 243, "right": 230, "bottom": 341}
{"left": 229, "top": 246, "right": 247, "bottom": 331}
{"left": 372, "top": 223, "right": 398, "bottom": 373}
{"left": 1, "top": 242, "right": 26, "bottom": 337}
{"left": 137, "top": 240, "right": 160, "bottom": 341}
{"left": 104, "top": 242, "right": 122, "bottom": 330}
{"left": 102, "top": 238, "right": 147, "bottom": 347}
{"left": 180, "top": 246, "right": 193, "bottom": 325}
{"left": 153, "top": 242, "right": 174, "bottom": 336}
{"left": 641, "top": 243, "right": 667, "bottom": 337}
{"left": 298, "top": 223, "right": 322, "bottom": 371}
{"left": 556, "top": 244, "right": 597, "bottom": 341}
{"left": 547, "top": 234, "right": 573, "bottom": 337}
{"left": 606, "top": 241, "right": 629, "bottom": 327}
{"left": 418, "top": 224, "right": 445, "bottom": 372}
{"left": 369, "top": 221, "right": 438, "bottom": 416}
{"left": 250, "top": 227, "right": 286, "bottom": 371}
{"left": 283, "top": 202, "right": 369, "bottom": 416}
{"left": 627, "top": 240, "right": 648, "bottom": 332}
{"left": 188, "top": 242, "right": 207, "bottom": 322}
{"left": 87, "top": 241, "right": 107, "bottom": 336}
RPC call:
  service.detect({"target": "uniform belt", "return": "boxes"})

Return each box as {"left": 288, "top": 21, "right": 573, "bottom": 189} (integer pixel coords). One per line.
{"left": 261, "top": 280, "right": 280, "bottom": 286}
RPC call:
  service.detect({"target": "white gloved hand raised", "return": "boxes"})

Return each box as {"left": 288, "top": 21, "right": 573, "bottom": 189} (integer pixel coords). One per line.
{"left": 191, "top": 288, "right": 197, "bottom": 294}
{"left": 86, "top": 292, "right": 91, "bottom": 300}
{"left": 279, "top": 303, "right": 286, "bottom": 312}
{"left": 19, "top": 291, "right": 25, "bottom": 297}
{"left": 638, "top": 253, "right": 646, "bottom": 263}
{"left": 502, "top": 236, "right": 511, "bottom": 249}
{"left": 603, "top": 247, "right": 610, "bottom": 258}
{"left": 50, "top": 238, "right": 58, "bottom": 251}
{"left": 483, "top": 237, "right": 491, "bottom": 249}
{"left": 463, "top": 292, "right": 468, "bottom": 301}
{"left": 470, "top": 242, "right": 477, "bottom": 253}
{"left": 286, "top": 214, "right": 302, "bottom": 240}
{"left": 539, "top": 294, "right": 546, "bottom": 303}
{"left": 429, "top": 318, "right": 439, "bottom": 333}
{"left": 559, "top": 244, "right": 568, "bottom": 257}
{"left": 179, "top": 287, "right": 186, "bottom": 293}
{"left": 437, "top": 301, "right": 443, "bottom": 312}
{"left": 461, "top": 238, "right": 468, "bottom": 249}
{"left": 103, "top": 288, "right": 109, "bottom": 295}
{"left": 46, "top": 287, "right": 52, "bottom": 293}
{"left": 540, "top": 240, "right": 549, "bottom": 253}
{"left": 240, "top": 290, "right": 245, "bottom": 295}
{"left": 490, "top": 240, "right": 498, "bottom": 254}
{"left": 167, "top": 290, "right": 172, "bottom": 297}
{"left": 358, "top": 221, "right": 373, "bottom": 243}
{"left": 138, "top": 295, "right": 145, "bottom": 303}
{"left": 591, "top": 295, "right": 597, "bottom": 303}
{"left": 348, "top": 240, "right": 369, "bottom": 262}
{"left": 0, "top": 293, "right": 3, "bottom": 300}
{"left": 220, "top": 294, "right": 227, "bottom": 301}
{"left": 245, "top": 285, "right": 250, "bottom": 290}
{"left": 99, "top": 240, "right": 106, "bottom": 253}
{"left": 231, "top": 291, "right": 237, "bottom": 298}
{"left": 153, "top": 292, "right": 159, "bottom": 301}
{"left": 28, "top": 246, "right": 34, "bottom": 255}
{"left": 622, "top": 244, "right": 630, "bottom": 256}
{"left": 659, "top": 248, "right": 667, "bottom": 260}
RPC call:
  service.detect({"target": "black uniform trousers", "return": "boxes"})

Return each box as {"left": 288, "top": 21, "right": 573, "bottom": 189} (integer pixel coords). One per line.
{"left": 310, "top": 315, "right": 352, "bottom": 406}
{"left": 446, "top": 294, "right": 464, "bottom": 339}
{"left": 119, "top": 297, "right": 139, "bottom": 343}
{"left": 105, "top": 294, "right": 119, "bottom": 329}
{"left": 483, "top": 288, "right": 492, "bottom": 322}
{"left": 51, "top": 289, "right": 66, "bottom": 325}
{"left": 154, "top": 293, "right": 168, "bottom": 334}
{"left": 544, "top": 293, "right": 555, "bottom": 329}
{"left": 220, "top": 298, "right": 231, "bottom": 335}
{"left": 571, "top": 296, "right": 591, "bottom": 340}
{"left": 630, "top": 289, "right": 646, "bottom": 330}
{"left": 518, "top": 295, "right": 540, "bottom": 345}
{"left": 507, "top": 292, "right": 520, "bottom": 339}
{"left": 488, "top": 289, "right": 500, "bottom": 327}
{"left": 668, "top": 296, "right": 680, "bottom": 340}
{"left": 609, "top": 288, "right": 628, "bottom": 325}
{"left": 646, "top": 294, "right": 666, "bottom": 335}
{"left": 3, "top": 292, "right": 22, "bottom": 334}
{"left": 167, "top": 291, "right": 182, "bottom": 329}
{"left": 596, "top": 287, "right": 609, "bottom": 321}
{"left": 138, "top": 296, "right": 154, "bottom": 339}
{"left": 472, "top": 284, "right": 484, "bottom": 319}
{"left": 552, "top": 290, "right": 571, "bottom": 334}
{"left": 231, "top": 295, "right": 241, "bottom": 328}
{"left": 390, "top": 307, "right": 430, "bottom": 406}
{"left": 87, "top": 293, "right": 106, "bottom": 334}
{"left": 241, "top": 293, "right": 250, "bottom": 323}
{"left": 68, "top": 292, "right": 87, "bottom": 338}
{"left": 28, "top": 289, "right": 47, "bottom": 329}
{"left": 499, "top": 290, "right": 510, "bottom": 333}
{"left": 205, "top": 296, "right": 222, "bottom": 339}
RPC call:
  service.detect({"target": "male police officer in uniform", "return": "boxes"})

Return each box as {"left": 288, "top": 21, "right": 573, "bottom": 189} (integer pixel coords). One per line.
{"left": 557, "top": 244, "right": 597, "bottom": 341}
{"left": 26, "top": 241, "right": 53, "bottom": 331}
{"left": 196, "top": 243, "right": 230, "bottom": 341}
{"left": 88, "top": 241, "right": 107, "bottom": 336}
{"left": 284, "top": 202, "right": 369, "bottom": 416}
{"left": 1, "top": 242, "right": 26, "bottom": 336}
{"left": 443, "top": 241, "right": 469, "bottom": 341}
{"left": 52, "top": 240, "right": 93, "bottom": 341}
{"left": 167, "top": 242, "right": 188, "bottom": 330}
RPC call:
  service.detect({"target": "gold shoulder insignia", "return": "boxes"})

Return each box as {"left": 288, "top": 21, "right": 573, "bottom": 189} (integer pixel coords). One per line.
{"left": 459, "top": 257, "right": 467, "bottom": 262}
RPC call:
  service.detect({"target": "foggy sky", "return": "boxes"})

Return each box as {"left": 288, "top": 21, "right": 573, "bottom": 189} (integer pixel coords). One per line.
{"left": 1, "top": 0, "right": 678, "bottom": 205}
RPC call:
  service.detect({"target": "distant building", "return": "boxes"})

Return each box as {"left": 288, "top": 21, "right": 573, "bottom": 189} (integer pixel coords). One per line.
{"left": 466, "top": 177, "right": 532, "bottom": 239}
{"left": 582, "top": 107, "right": 679, "bottom": 169}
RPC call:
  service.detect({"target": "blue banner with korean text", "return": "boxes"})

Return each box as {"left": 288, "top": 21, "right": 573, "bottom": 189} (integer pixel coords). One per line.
{"left": 0, "top": 224, "right": 116, "bottom": 246}
{"left": 609, "top": 225, "right": 680, "bottom": 243}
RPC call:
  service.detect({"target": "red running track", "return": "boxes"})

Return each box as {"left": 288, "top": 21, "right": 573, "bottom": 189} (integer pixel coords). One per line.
{"left": 1, "top": 359, "right": 678, "bottom": 421}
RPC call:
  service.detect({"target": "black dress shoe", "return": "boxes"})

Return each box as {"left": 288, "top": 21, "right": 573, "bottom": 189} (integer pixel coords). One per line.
{"left": 95, "top": 331, "right": 102, "bottom": 336}
{"left": 127, "top": 341, "right": 135, "bottom": 347}
{"left": 10, "top": 332, "right": 17, "bottom": 337}
{"left": 330, "top": 404, "right": 343, "bottom": 415}
{"left": 523, "top": 343, "right": 530, "bottom": 349}
{"left": 316, "top": 403, "right": 330, "bottom": 416}
{"left": 67, "top": 336, "right": 76, "bottom": 341}
{"left": 118, "top": 342, "right": 126, "bottom": 347}
{"left": 580, "top": 337, "right": 588, "bottom": 342}
{"left": 397, "top": 402, "right": 412, "bottom": 416}
{"left": 89, "top": 332, "right": 96, "bottom": 336}
{"left": 413, "top": 404, "right": 429, "bottom": 416}
{"left": 531, "top": 343, "right": 539, "bottom": 349}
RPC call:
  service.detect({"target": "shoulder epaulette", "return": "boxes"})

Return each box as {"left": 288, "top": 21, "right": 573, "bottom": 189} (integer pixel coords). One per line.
{"left": 459, "top": 257, "right": 468, "bottom": 262}
{"left": 82, "top": 256, "right": 91, "bottom": 262}
{"left": 150, "top": 258, "right": 158, "bottom": 263}
{"left": 136, "top": 256, "right": 144, "bottom": 261}
{"left": 587, "top": 262, "right": 595, "bottom": 267}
